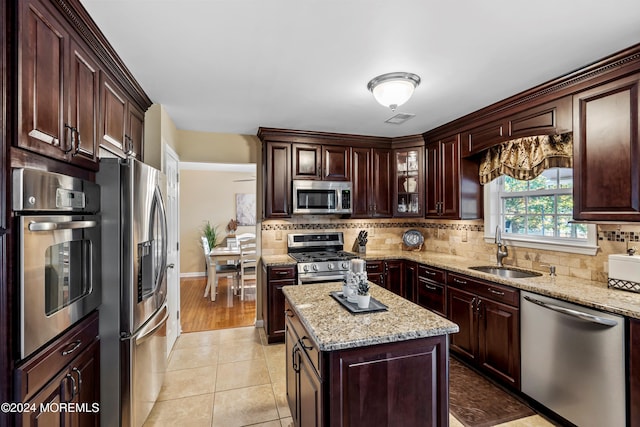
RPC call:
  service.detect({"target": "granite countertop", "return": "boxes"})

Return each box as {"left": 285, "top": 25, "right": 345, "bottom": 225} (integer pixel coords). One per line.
{"left": 361, "top": 250, "right": 640, "bottom": 319}
{"left": 282, "top": 282, "right": 459, "bottom": 352}
{"left": 261, "top": 254, "right": 296, "bottom": 266}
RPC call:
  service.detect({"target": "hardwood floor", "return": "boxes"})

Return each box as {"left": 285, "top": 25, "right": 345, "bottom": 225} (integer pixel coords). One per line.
{"left": 180, "top": 276, "right": 256, "bottom": 333}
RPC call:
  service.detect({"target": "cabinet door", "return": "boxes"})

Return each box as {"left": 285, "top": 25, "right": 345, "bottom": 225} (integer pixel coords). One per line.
{"left": 573, "top": 74, "right": 640, "bottom": 221}
{"left": 385, "top": 260, "right": 403, "bottom": 295}
{"left": 425, "top": 142, "right": 440, "bottom": 217}
{"left": 447, "top": 287, "right": 477, "bottom": 362}
{"left": 403, "top": 261, "right": 418, "bottom": 302}
{"left": 285, "top": 320, "right": 299, "bottom": 425}
{"left": 439, "top": 136, "right": 460, "bottom": 219}
{"left": 322, "top": 145, "right": 351, "bottom": 181}
{"left": 100, "top": 74, "right": 127, "bottom": 155}
{"left": 371, "top": 148, "right": 392, "bottom": 217}
{"left": 69, "top": 340, "right": 100, "bottom": 427}
{"left": 68, "top": 38, "right": 100, "bottom": 169}
{"left": 298, "top": 351, "right": 323, "bottom": 427}
{"left": 351, "top": 147, "right": 372, "bottom": 217}
{"left": 264, "top": 142, "right": 291, "bottom": 218}
{"left": 292, "top": 143, "right": 321, "bottom": 179}
{"left": 127, "top": 103, "right": 145, "bottom": 160}
{"left": 631, "top": 319, "right": 640, "bottom": 426}
{"left": 394, "top": 148, "right": 424, "bottom": 217}
{"left": 478, "top": 299, "right": 520, "bottom": 388}
{"left": 267, "top": 279, "right": 292, "bottom": 343}
{"left": 22, "top": 369, "right": 71, "bottom": 427}
{"left": 19, "top": 0, "right": 69, "bottom": 159}
{"left": 417, "top": 279, "right": 446, "bottom": 317}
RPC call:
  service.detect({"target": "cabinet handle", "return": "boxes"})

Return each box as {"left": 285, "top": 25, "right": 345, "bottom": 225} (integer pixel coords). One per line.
{"left": 453, "top": 278, "right": 467, "bottom": 285}
{"left": 72, "top": 367, "right": 83, "bottom": 393}
{"left": 487, "top": 288, "right": 505, "bottom": 296}
{"left": 476, "top": 299, "right": 482, "bottom": 313}
{"left": 124, "top": 135, "right": 134, "bottom": 156}
{"left": 424, "top": 270, "right": 436, "bottom": 276}
{"left": 424, "top": 283, "right": 437, "bottom": 291}
{"left": 61, "top": 340, "right": 82, "bottom": 356}
{"left": 291, "top": 343, "right": 300, "bottom": 373}
{"left": 285, "top": 308, "right": 294, "bottom": 318}
{"left": 63, "top": 373, "right": 77, "bottom": 403}
{"left": 276, "top": 271, "right": 289, "bottom": 276}
{"left": 62, "top": 124, "right": 76, "bottom": 154}
{"left": 471, "top": 297, "right": 476, "bottom": 307}
{"left": 71, "top": 128, "right": 82, "bottom": 157}
{"left": 366, "top": 264, "right": 377, "bottom": 270}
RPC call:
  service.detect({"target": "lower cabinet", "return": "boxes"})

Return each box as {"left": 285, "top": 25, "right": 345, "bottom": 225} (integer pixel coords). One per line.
{"left": 447, "top": 273, "right": 520, "bottom": 388}
{"left": 15, "top": 312, "right": 100, "bottom": 427}
{"left": 285, "top": 300, "right": 449, "bottom": 427}
{"left": 263, "top": 265, "right": 296, "bottom": 343}
{"left": 416, "top": 264, "right": 447, "bottom": 317}
{"left": 631, "top": 318, "right": 640, "bottom": 426}
{"left": 365, "top": 259, "right": 406, "bottom": 297}
{"left": 365, "top": 260, "right": 385, "bottom": 287}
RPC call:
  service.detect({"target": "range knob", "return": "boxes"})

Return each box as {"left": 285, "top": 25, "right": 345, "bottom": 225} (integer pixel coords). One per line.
{"left": 341, "top": 262, "right": 349, "bottom": 269}
{"left": 303, "top": 265, "right": 309, "bottom": 272}
{"left": 327, "top": 263, "right": 334, "bottom": 270}
{"left": 312, "top": 264, "right": 319, "bottom": 271}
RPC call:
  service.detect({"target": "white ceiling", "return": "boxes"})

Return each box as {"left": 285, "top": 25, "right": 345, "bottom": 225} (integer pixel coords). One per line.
{"left": 80, "top": 0, "right": 640, "bottom": 138}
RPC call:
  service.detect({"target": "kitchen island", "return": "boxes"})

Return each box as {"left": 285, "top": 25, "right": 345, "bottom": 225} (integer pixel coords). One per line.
{"left": 283, "top": 282, "right": 459, "bottom": 427}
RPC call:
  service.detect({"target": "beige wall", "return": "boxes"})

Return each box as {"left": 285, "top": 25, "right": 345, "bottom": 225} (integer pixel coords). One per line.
{"left": 176, "top": 130, "right": 259, "bottom": 164}
{"left": 180, "top": 169, "right": 257, "bottom": 274}
{"left": 262, "top": 217, "right": 640, "bottom": 284}
{"left": 144, "top": 104, "right": 179, "bottom": 170}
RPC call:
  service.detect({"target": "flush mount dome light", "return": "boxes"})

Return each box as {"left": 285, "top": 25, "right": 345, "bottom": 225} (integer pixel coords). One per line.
{"left": 367, "top": 72, "right": 421, "bottom": 111}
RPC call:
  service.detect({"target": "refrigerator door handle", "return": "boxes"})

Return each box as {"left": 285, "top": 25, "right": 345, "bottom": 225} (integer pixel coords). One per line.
{"left": 135, "top": 305, "right": 169, "bottom": 345}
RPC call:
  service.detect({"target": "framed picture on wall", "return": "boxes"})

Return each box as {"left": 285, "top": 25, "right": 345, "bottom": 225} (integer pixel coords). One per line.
{"left": 236, "top": 193, "right": 256, "bottom": 226}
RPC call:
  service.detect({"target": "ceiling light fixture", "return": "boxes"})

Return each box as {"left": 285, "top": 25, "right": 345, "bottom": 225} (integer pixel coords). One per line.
{"left": 367, "top": 72, "right": 421, "bottom": 111}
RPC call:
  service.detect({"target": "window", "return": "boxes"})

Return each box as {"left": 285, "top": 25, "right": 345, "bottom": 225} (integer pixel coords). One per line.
{"left": 484, "top": 168, "right": 598, "bottom": 255}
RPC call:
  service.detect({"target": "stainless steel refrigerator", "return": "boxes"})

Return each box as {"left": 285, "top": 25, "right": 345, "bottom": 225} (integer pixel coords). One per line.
{"left": 97, "top": 157, "right": 169, "bottom": 427}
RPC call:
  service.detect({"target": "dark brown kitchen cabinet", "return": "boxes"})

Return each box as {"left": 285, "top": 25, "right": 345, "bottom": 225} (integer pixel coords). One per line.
{"left": 285, "top": 300, "right": 449, "bottom": 427}
{"left": 425, "top": 135, "right": 482, "bottom": 219}
{"left": 292, "top": 143, "right": 350, "bottom": 181}
{"left": 416, "top": 264, "right": 447, "bottom": 317}
{"left": 403, "top": 261, "right": 418, "bottom": 303}
{"left": 100, "top": 73, "right": 144, "bottom": 160}
{"left": 352, "top": 147, "right": 392, "bottom": 218}
{"left": 263, "top": 141, "right": 292, "bottom": 218}
{"left": 573, "top": 73, "right": 640, "bottom": 221}
{"left": 385, "top": 259, "right": 404, "bottom": 297}
{"left": 447, "top": 273, "right": 520, "bottom": 388}
{"left": 393, "top": 147, "right": 424, "bottom": 217}
{"left": 18, "top": 0, "right": 100, "bottom": 170}
{"left": 365, "top": 260, "right": 385, "bottom": 287}
{"left": 262, "top": 265, "right": 296, "bottom": 343}
{"left": 16, "top": 312, "right": 100, "bottom": 427}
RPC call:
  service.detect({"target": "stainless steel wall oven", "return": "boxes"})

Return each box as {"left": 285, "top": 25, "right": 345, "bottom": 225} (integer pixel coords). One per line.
{"left": 13, "top": 168, "right": 101, "bottom": 359}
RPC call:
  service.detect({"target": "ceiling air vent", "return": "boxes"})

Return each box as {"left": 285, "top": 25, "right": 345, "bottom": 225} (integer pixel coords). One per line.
{"left": 385, "top": 112, "right": 415, "bottom": 125}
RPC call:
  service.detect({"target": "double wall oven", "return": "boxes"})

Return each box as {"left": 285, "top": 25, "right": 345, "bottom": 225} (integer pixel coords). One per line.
{"left": 288, "top": 232, "right": 357, "bottom": 284}
{"left": 13, "top": 168, "right": 101, "bottom": 359}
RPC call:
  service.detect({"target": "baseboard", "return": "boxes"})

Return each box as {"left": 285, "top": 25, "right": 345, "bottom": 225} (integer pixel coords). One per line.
{"left": 180, "top": 272, "right": 206, "bottom": 278}
{"left": 254, "top": 319, "right": 264, "bottom": 328}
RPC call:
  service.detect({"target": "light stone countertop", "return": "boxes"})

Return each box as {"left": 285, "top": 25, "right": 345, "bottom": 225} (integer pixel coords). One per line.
{"left": 264, "top": 249, "right": 640, "bottom": 319}
{"left": 282, "top": 282, "right": 459, "bottom": 352}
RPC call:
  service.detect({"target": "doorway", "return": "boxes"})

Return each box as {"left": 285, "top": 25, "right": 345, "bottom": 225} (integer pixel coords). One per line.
{"left": 164, "top": 143, "right": 181, "bottom": 353}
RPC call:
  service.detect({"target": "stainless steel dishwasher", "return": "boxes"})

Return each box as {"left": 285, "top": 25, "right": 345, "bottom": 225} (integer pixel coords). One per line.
{"left": 521, "top": 291, "right": 626, "bottom": 427}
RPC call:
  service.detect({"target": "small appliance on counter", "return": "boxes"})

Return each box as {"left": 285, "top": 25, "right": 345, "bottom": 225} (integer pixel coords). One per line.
{"left": 608, "top": 250, "right": 640, "bottom": 293}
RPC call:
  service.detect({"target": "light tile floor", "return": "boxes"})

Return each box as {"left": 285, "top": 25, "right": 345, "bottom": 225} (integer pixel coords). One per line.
{"left": 144, "top": 326, "right": 554, "bottom": 427}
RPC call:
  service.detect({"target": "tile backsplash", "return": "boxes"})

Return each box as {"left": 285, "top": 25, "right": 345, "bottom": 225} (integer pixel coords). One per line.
{"left": 262, "top": 217, "right": 640, "bottom": 283}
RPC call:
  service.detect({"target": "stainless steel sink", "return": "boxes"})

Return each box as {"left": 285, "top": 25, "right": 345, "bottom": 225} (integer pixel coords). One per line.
{"left": 468, "top": 266, "right": 542, "bottom": 279}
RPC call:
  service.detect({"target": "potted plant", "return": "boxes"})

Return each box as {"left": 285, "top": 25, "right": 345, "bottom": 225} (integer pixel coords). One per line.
{"left": 356, "top": 280, "right": 371, "bottom": 308}
{"left": 202, "top": 221, "right": 219, "bottom": 250}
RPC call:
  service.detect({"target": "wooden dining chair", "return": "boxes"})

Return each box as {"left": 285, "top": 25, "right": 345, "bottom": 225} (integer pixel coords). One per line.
{"left": 201, "top": 236, "right": 239, "bottom": 301}
{"left": 238, "top": 238, "right": 257, "bottom": 300}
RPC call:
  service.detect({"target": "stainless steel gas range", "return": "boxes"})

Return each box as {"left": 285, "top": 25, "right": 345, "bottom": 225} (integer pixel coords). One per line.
{"left": 287, "top": 232, "right": 358, "bottom": 284}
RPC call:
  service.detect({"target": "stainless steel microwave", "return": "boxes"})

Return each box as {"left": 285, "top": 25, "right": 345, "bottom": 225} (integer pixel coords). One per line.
{"left": 292, "top": 180, "right": 352, "bottom": 214}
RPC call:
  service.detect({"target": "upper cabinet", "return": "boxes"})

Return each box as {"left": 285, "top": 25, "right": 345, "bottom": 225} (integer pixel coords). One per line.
{"left": 393, "top": 147, "right": 424, "bottom": 217}
{"left": 15, "top": 0, "right": 151, "bottom": 170}
{"left": 263, "top": 141, "right": 292, "bottom": 218}
{"left": 573, "top": 74, "right": 640, "bottom": 221}
{"left": 292, "top": 143, "right": 351, "bottom": 181}
{"left": 352, "top": 147, "right": 392, "bottom": 218}
{"left": 18, "top": 0, "right": 100, "bottom": 170}
{"left": 425, "top": 135, "right": 482, "bottom": 219}
{"left": 460, "top": 97, "right": 572, "bottom": 157}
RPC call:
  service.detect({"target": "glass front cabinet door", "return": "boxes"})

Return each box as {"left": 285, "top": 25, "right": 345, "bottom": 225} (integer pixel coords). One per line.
{"left": 394, "top": 148, "right": 424, "bottom": 217}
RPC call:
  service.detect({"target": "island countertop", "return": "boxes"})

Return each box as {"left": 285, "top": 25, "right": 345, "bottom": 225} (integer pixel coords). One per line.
{"left": 282, "top": 282, "right": 459, "bottom": 352}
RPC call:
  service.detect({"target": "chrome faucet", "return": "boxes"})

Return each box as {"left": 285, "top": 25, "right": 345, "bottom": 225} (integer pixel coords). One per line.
{"left": 495, "top": 226, "right": 508, "bottom": 267}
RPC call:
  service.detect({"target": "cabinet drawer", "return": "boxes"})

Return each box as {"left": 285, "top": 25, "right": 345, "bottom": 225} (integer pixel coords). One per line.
{"left": 447, "top": 273, "right": 519, "bottom": 307}
{"left": 16, "top": 311, "right": 99, "bottom": 400}
{"left": 285, "top": 302, "right": 321, "bottom": 376}
{"left": 365, "top": 260, "right": 384, "bottom": 274}
{"left": 418, "top": 264, "right": 446, "bottom": 283}
{"left": 269, "top": 266, "right": 296, "bottom": 280}
{"left": 416, "top": 279, "right": 446, "bottom": 317}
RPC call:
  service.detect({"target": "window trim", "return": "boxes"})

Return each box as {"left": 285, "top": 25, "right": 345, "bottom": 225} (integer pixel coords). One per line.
{"left": 484, "top": 178, "right": 598, "bottom": 255}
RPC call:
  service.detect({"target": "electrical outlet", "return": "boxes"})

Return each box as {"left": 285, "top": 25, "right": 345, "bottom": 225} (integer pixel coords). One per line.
{"left": 462, "top": 230, "right": 468, "bottom": 242}
{"left": 275, "top": 230, "right": 282, "bottom": 240}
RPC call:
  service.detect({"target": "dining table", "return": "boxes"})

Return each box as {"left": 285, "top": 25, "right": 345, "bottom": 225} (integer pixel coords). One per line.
{"left": 204, "top": 247, "right": 241, "bottom": 301}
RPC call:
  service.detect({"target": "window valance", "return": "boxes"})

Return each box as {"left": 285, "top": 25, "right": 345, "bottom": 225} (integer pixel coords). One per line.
{"left": 479, "top": 133, "right": 573, "bottom": 185}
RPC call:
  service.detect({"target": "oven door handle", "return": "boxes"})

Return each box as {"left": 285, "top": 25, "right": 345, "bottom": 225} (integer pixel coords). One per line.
{"left": 299, "top": 274, "right": 346, "bottom": 284}
{"left": 28, "top": 220, "right": 98, "bottom": 232}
